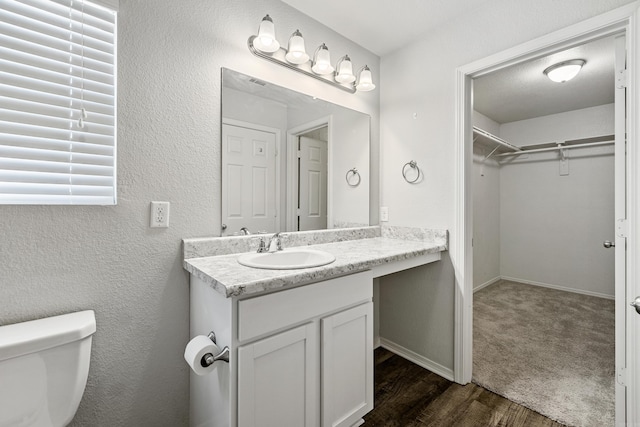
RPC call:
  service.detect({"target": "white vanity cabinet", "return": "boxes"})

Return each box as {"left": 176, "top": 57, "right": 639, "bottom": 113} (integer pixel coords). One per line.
{"left": 189, "top": 270, "right": 374, "bottom": 427}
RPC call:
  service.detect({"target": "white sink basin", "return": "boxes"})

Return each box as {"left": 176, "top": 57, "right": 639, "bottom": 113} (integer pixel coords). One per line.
{"left": 237, "top": 248, "right": 336, "bottom": 270}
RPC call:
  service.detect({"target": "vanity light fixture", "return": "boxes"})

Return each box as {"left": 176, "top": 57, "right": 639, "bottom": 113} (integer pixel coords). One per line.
{"left": 311, "top": 44, "right": 334, "bottom": 75}
{"left": 335, "top": 55, "right": 356, "bottom": 83}
{"left": 543, "top": 59, "right": 586, "bottom": 83}
{"left": 356, "top": 65, "right": 376, "bottom": 92}
{"left": 253, "top": 15, "right": 280, "bottom": 53}
{"left": 247, "top": 14, "right": 376, "bottom": 94}
{"left": 285, "top": 30, "right": 309, "bottom": 64}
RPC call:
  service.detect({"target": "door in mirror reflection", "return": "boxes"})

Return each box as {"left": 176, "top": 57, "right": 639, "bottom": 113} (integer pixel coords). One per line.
{"left": 221, "top": 123, "right": 277, "bottom": 236}
{"left": 298, "top": 135, "right": 327, "bottom": 231}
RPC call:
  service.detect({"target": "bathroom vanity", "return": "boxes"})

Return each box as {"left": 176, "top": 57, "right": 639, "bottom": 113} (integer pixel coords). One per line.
{"left": 183, "top": 226, "right": 447, "bottom": 427}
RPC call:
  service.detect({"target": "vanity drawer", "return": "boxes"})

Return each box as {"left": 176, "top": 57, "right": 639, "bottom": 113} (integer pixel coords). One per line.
{"left": 237, "top": 270, "right": 373, "bottom": 342}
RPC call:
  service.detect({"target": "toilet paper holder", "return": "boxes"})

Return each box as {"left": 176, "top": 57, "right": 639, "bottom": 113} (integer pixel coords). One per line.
{"left": 201, "top": 331, "right": 230, "bottom": 367}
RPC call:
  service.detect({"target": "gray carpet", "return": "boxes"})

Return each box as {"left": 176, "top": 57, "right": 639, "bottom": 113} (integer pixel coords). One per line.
{"left": 472, "top": 280, "right": 615, "bottom": 427}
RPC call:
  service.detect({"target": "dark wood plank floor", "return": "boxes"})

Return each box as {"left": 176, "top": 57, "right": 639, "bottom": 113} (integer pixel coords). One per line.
{"left": 363, "top": 348, "right": 565, "bottom": 427}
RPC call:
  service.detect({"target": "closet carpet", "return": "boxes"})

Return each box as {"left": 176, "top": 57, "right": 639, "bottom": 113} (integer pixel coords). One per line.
{"left": 473, "top": 280, "right": 615, "bottom": 427}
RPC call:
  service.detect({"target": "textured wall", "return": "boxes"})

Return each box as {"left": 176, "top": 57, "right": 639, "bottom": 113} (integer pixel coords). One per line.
{"left": 378, "top": 0, "right": 633, "bottom": 372}
{"left": 0, "top": 1, "right": 378, "bottom": 425}
{"left": 472, "top": 112, "right": 501, "bottom": 289}
{"left": 499, "top": 105, "right": 615, "bottom": 297}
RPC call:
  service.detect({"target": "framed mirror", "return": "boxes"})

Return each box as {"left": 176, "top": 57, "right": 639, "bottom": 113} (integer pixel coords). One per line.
{"left": 221, "top": 68, "right": 370, "bottom": 236}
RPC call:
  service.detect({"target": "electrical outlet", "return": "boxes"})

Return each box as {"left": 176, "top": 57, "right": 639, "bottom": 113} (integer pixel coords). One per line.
{"left": 150, "top": 201, "right": 170, "bottom": 228}
{"left": 380, "top": 206, "right": 389, "bottom": 222}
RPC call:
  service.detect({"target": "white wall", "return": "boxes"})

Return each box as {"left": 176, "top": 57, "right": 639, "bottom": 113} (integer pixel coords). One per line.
{"left": 499, "top": 104, "right": 615, "bottom": 297}
{"left": 473, "top": 112, "right": 501, "bottom": 289}
{"left": 0, "top": 1, "right": 379, "bottom": 425}
{"left": 379, "top": 0, "right": 632, "bottom": 373}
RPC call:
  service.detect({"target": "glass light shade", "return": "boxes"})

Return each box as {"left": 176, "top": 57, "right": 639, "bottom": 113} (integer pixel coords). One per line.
{"left": 311, "top": 44, "right": 334, "bottom": 75}
{"left": 285, "top": 30, "right": 309, "bottom": 64}
{"left": 356, "top": 66, "right": 375, "bottom": 92}
{"left": 543, "top": 59, "right": 585, "bottom": 83}
{"left": 253, "top": 15, "right": 280, "bottom": 53}
{"left": 335, "top": 55, "right": 355, "bottom": 83}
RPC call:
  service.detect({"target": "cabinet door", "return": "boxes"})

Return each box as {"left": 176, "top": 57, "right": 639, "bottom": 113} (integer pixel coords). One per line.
{"left": 238, "top": 323, "right": 318, "bottom": 427}
{"left": 321, "top": 302, "right": 373, "bottom": 427}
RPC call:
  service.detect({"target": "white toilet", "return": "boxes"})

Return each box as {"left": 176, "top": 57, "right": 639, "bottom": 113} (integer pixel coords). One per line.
{"left": 0, "top": 310, "right": 96, "bottom": 427}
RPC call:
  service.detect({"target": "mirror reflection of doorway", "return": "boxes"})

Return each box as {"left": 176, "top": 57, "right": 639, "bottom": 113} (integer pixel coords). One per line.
{"left": 297, "top": 128, "right": 328, "bottom": 231}
{"left": 221, "top": 121, "right": 278, "bottom": 236}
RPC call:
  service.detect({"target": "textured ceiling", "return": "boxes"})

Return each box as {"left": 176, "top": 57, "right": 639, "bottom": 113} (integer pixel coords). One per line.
{"left": 280, "top": 1, "right": 616, "bottom": 123}
{"left": 473, "top": 36, "right": 616, "bottom": 124}
{"left": 280, "top": 0, "right": 495, "bottom": 57}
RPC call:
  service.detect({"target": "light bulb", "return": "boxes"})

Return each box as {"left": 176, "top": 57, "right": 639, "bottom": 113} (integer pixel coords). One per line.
{"left": 312, "top": 44, "right": 334, "bottom": 75}
{"left": 335, "top": 55, "right": 355, "bottom": 84}
{"left": 356, "top": 65, "right": 375, "bottom": 92}
{"left": 253, "top": 15, "right": 280, "bottom": 53}
{"left": 285, "top": 30, "right": 309, "bottom": 64}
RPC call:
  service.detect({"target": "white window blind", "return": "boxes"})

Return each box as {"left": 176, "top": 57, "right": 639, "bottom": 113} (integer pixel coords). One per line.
{"left": 0, "top": 0, "right": 117, "bottom": 205}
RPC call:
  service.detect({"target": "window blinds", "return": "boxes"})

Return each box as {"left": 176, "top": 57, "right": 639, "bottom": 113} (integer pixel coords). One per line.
{"left": 0, "top": 0, "right": 117, "bottom": 205}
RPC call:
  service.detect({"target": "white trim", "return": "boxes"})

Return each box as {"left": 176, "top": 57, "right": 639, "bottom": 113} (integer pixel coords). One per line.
{"left": 379, "top": 338, "right": 454, "bottom": 382}
{"left": 455, "top": 4, "right": 640, "bottom": 425}
{"left": 286, "top": 116, "right": 333, "bottom": 231}
{"left": 499, "top": 276, "right": 615, "bottom": 300}
{"left": 473, "top": 277, "right": 501, "bottom": 293}
{"left": 625, "top": 7, "right": 640, "bottom": 425}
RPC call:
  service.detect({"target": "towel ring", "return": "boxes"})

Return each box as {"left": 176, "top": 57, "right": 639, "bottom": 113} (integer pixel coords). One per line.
{"left": 346, "top": 168, "right": 361, "bottom": 187}
{"left": 402, "top": 160, "right": 420, "bottom": 183}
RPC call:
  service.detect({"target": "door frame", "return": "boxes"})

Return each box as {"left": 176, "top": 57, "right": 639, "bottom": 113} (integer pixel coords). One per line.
{"left": 286, "top": 116, "right": 333, "bottom": 231}
{"left": 453, "top": 3, "right": 640, "bottom": 424}
{"left": 221, "top": 118, "right": 281, "bottom": 234}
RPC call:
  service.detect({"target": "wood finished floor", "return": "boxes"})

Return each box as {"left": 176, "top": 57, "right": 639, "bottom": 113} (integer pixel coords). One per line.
{"left": 363, "top": 348, "right": 565, "bottom": 427}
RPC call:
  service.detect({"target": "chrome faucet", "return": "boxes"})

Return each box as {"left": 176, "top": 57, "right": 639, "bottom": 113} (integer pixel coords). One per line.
{"left": 240, "top": 227, "right": 251, "bottom": 235}
{"left": 266, "top": 232, "right": 284, "bottom": 252}
{"left": 256, "top": 232, "right": 284, "bottom": 253}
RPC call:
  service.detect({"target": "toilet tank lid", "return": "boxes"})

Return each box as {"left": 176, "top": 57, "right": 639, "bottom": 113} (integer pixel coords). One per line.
{"left": 0, "top": 310, "right": 96, "bottom": 362}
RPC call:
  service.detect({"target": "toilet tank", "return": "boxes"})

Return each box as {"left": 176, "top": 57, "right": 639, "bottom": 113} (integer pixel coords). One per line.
{"left": 0, "top": 310, "right": 96, "bottom": 427}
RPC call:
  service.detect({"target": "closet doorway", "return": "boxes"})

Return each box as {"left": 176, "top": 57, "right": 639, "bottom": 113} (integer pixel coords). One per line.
{"left": 470, "top": 35, "right": 618, "bottom": 427}
{"left": 455, "top": 5, "right": 639, "bottom": 427}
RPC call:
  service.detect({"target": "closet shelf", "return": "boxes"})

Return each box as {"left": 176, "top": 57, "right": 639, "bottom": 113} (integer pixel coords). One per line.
{"left": 495, "top": 134, "right": 615, "bottom": 157}
{"left": 473, "top": 127, "right": 522, "bottom": 155}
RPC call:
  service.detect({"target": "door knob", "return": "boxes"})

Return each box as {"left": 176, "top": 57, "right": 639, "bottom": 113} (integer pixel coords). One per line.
{"left": 631, "top": 297, "right": 640, "bottom": 315}
{"left": 603, "top": 240, "right": 615, "bottom": 248}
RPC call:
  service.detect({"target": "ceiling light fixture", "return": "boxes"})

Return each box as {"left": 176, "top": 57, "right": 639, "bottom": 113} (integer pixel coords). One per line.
{"left": 543, "top": 59, "right": 586, "bottom": 83}
{"left": 247, "top": 14, "right": 376, "bottom": 94}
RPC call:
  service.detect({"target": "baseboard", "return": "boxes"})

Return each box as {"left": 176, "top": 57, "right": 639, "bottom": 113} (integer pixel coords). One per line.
{"left": 501, "top": 276, "right": 615, "bottom": 300}
{"left": 374, "top": 336, "right": 381, "bottom": 349}
{"left": 473, "top": 276, "right": 501, "bottom": 293}
{"left": 379, "top": 338, "right": 454, "bottom": 381}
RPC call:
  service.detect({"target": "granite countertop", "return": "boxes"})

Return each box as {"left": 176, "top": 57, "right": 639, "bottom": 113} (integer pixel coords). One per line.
{"left": 183, "top": 230, "right": 447, "bottom": 298}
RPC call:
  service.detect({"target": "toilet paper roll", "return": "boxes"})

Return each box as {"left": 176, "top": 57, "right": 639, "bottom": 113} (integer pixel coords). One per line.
{"left": 184, "top": 335, "right": 221, "bottom": 376}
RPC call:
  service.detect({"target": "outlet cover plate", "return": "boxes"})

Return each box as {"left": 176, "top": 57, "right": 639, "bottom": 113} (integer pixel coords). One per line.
{"left": 150, "top": 201, "right": 170, "bottom": 228}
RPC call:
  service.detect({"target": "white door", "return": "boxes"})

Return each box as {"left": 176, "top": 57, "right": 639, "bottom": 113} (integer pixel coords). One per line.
{"left": 321, "top": 302, "right": 373, "bottom": 427}
{"left": 221, "top": 123, "right": 277, "bottom": 236}
{"left": 237, "top": 323, "right": 319, "bottom": 427}
{"left": 614, "top": 35, "right": 634, "bottom": 425}
{"left": 298, "top": 136, "right": 327, "bottom": 231}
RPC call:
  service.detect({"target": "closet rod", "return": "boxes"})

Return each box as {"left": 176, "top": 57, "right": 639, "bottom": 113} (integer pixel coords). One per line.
{"left": 496, "top": 140, "right": 614, "bottom": 157}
